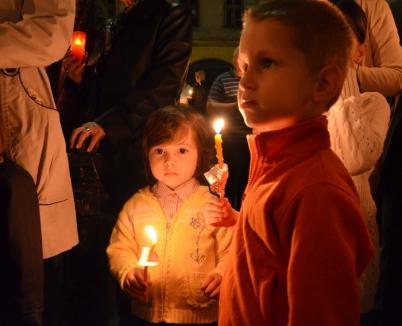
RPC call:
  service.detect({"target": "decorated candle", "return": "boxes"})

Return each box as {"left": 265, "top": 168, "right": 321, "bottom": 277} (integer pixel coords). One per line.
{"left": 213, "top": 118, "right": 225, "bottom": 167}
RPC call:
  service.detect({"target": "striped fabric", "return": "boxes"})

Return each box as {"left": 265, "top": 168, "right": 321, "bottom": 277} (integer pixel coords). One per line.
{"left": 208, "top": 70, "right": 240, "bottom": 103}
{"left": 208, "top": 69, "right": 250, "bottom": 141}
{"left": 151, "top": 178, "right": 200, "bottom": 221}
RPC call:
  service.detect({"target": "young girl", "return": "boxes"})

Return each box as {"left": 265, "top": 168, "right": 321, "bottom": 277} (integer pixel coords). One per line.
{"left": 328, "top": 0, "right": 391, "bottom": 314}
{"left": 107, "top": 106, "right": 233, "bottom": 325}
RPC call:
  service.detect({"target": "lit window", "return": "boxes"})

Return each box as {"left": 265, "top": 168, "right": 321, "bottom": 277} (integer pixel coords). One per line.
{"left": 224, "top": 0, "right": 244, "bottom": 28}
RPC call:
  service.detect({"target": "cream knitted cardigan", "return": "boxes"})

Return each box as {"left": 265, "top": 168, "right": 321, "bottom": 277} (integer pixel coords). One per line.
{"left": 328, "top": 69, "right": 390, "bottom": 312}
{"left": 107, "top": 185, "right": 233, "bottom": 324}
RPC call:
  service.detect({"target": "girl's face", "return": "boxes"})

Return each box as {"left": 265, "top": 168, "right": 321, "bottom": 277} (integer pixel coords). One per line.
{"left": 149, "top": 126, "right": 198, "bottom": 190}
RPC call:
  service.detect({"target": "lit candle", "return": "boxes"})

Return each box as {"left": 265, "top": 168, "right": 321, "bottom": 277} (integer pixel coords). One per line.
{"left": 213, "top": 118, "right": 225, "bottom": 168}
{"left": 71, "top": 31, "right": 86, "bottom": 61}
{"left": 138, "top": 225, "right": 158, "bottom": 283}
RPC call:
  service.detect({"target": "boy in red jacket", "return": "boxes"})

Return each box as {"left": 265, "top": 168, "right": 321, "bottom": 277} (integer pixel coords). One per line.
{"left": 208, "top": 1, "right": 375, "bottom": 325}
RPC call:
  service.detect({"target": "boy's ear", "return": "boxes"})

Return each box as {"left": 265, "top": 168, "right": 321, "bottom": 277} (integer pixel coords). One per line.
{"left": 312, "top": 65, "right": 344, "bottom": 108}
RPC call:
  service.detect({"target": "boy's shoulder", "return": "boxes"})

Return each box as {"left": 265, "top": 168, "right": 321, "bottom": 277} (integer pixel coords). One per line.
{"left": 250, "top": 147, "right": 359, "bottom": 217}
{"left": 281, "top": 147, "right": 357, "bottom": 200}
{"left": 243, "top": 148, "right": 363, "bottom": 234}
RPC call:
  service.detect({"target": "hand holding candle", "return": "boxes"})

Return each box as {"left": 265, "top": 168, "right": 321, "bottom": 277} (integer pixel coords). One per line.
{"left": 138, "top": 225, "right": 158, "bottom": 283}
{"left": 71, "top": 31, "right": 86, "bottom": 61}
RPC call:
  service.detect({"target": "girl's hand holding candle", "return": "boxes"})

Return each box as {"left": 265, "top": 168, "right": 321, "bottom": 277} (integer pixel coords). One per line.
{"left": 138, "top": 225, "right": 158, "bottom": 283}
{"left": 124, "top": 267, "right": 149, "bottom": 298}
{"left": 205, "top": 195, "right": 238, "bottom": 227}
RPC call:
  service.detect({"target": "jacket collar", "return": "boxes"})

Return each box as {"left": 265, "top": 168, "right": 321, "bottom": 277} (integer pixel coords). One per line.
{"left": 152, "top": 178, "right": 200, "bottom": 202}
{"left": 247, "top": 116, "right": 330, "bottom": 162}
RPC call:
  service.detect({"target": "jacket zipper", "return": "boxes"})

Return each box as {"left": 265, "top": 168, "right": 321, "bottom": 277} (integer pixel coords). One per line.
{"left": 245, "top": 136, "right": 260, "bottom": 193}
{"left": 160, "top": 220, "right": 172, "bottom": 319}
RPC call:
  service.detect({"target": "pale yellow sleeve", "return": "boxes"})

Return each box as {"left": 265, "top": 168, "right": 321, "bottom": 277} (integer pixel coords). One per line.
{"left": 0, "top": 0, "right": 75, "bottom": 68}
{"left": 106, "top": 204, "right": 141, "bottom": 290}
{"left": 211, "top": 226, "right": 234, "bottom": 276}
{"left": 358, "top": 0, "right": 402, "bottom": 97}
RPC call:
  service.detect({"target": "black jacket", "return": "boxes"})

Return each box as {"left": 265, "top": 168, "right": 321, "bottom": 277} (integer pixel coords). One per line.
{"left": 66, "top": 0, "right": 192, "bottom": 211}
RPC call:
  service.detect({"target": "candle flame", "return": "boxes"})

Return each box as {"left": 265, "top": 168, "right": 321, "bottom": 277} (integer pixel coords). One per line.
{"left": 74, "top": 38, "right": 82, "bottom": 46}
{"left": 213, "top": 118, "right": 225, "bottom": 134}
{"left": 145, "top": 225, "right": 157, "bottom": 245}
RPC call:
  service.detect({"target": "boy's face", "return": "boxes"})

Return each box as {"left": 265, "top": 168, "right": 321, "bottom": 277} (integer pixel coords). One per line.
{"left": 149, "top": 127, "right": 198, "bottom": 190}
{"left": 238, "top": 19, "right": 316, "bottom": 131}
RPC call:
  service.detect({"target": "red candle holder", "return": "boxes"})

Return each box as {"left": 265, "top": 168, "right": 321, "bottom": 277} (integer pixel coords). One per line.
{"left": 71, "top": 31, "right": 86, "bottom": 61}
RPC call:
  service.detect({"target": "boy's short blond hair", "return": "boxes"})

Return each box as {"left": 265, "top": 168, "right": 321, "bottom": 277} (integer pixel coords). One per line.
{"left": 244, "top": 0, "right": 353, "bottom": 81}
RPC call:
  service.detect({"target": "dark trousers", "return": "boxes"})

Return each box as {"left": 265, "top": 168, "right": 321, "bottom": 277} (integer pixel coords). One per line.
{"left": 43, "top": 251, "right": 73, "bottom": 326}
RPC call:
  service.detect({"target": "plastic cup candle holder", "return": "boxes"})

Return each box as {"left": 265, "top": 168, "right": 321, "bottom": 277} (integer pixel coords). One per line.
{"left": 71, "top": 31, "right": 86, "bottom": 61}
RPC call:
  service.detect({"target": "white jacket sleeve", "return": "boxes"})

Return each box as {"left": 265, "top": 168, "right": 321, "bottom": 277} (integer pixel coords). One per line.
{"left": 0, "top": 0, "right": 75, "bottom": 68}
{"left": 357, "top": 0, "right": 402, "bottom": 97}
{"left": 328, "top": 93, "right": 391, "bottom": 176}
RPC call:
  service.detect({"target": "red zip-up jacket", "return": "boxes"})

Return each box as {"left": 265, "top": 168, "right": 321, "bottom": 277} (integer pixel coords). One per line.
{"left": 219, "top": 116, "right": 374, "bottom": 326}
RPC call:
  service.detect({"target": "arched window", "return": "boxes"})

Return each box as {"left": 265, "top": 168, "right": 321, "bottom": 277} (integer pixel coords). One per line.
{"left": 224, "top": 0, "right": 244, "bottom": 28}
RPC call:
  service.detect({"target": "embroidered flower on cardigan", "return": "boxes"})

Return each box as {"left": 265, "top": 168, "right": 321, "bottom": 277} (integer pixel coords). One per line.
{"left": 190, "top": 212, "right": 206, "bottom": 264}
{"left": 190, "top": 214, "right": 205, "bottom": 229}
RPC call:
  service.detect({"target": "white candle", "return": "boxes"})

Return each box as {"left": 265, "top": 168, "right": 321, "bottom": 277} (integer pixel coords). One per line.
{"left": 138, "top": 225, "right": 158, "bottom": 283}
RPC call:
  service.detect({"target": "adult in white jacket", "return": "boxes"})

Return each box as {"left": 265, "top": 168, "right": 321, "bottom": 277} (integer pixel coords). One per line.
{"left": 0, "top": 0, "right": 78, "bottom": 324}
{"left": 0, "top": 0, "right": 78, "bottom": 260}
{"left": 328, "top": 0, "right": 391, "bottom": 314}
{"left": 357, "top": 0, "right": 402, "bottom": 97}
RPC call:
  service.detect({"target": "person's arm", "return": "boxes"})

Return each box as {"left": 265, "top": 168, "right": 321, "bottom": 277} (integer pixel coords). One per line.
{"left": 357, "top": 0, "right": 402, "bottom": 96}
{"left": 330, "top": 93, "right": 391, "bottom": 176}
{"left": 70, "top": 5, "right": 192, "bottom": 152}
{"left": 211, "top": 225, "right": 234, "bottom": 276}
{"left": 106, "top": 201, "right": 142, "bottom": 290}
{"left": 200, "top": 221, "right": 233, "bottom": 298}
{"left": 0, "top": 0, "right": 75, "bottom": 68}
{"left": 286, "top": 184, "right": 374, "bottom": 326}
